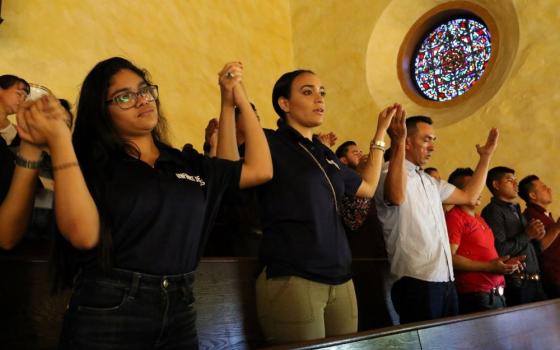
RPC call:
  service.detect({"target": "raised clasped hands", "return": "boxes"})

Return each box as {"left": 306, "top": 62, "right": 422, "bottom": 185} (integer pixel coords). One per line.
{"left": 16, "top": 95, "right": 71, "bottom": 148}
{"left": 384, "top": 103, "right": 406, "bottom": 144}
{"left": 218, "top": 61, "right": 244, "bottom": 107}
{"left": 476, "top": 128, "right": 499, "bottom": 157}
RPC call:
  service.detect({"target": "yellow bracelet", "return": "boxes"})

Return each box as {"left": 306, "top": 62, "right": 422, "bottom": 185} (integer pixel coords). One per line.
{"left": 52, "top": 161, "right": 79, "bottom": 172}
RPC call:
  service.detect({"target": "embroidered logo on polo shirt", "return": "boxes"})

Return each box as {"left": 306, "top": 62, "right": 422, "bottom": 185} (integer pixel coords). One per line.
{"left": 175, "top": 173, "right": 206, "bottom": 186}
{"left": 326, "top": 159, "right": 340, "bottom": 170}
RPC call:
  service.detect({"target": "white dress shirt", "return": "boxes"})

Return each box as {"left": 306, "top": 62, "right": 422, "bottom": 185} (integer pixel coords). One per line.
{"left": 0, "top": 123, "right": 17, "bottom": 146}
{"left": 375, "top": 160, "right": 456, "bottom": 283}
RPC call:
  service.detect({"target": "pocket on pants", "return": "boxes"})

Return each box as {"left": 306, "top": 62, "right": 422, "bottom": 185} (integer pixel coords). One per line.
{"left": 74, "top": 279, "right": 130, "bottom": 313}
{"left": 266, "top": 276, "right": 314, "bottom": 323}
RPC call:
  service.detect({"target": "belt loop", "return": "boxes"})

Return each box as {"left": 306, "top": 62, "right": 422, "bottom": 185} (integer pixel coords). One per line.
{"left": 129, "top": 272, "right": 141, "bottom": 300}
{"left": 185, "top": 271, "right": 195, "bottom": 286}
{"left": 182, "top": 272, "right": 194, "bottom": 299}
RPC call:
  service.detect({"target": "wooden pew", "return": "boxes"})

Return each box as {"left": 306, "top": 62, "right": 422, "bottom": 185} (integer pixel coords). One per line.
{"left": 0, "top": 248, "right": 393, "bottom": 350}
{"left": 2, "top": 248, "right": 560, "bottom": 350}
{"left": 263, "top": 299, "right": 560, "bottom": 350}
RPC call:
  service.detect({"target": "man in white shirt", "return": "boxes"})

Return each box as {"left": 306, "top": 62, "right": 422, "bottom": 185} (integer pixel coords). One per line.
{"left": 0, "top": 75, "right": 30, "bottom": 146}
{"left": 375, "top": 115, "right": 498, "bottom": 324}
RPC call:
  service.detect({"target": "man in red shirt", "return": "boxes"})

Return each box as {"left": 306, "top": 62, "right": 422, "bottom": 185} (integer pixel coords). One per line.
{"left": 445, "top": 168, "right": 522, "bottom": 314}
{"left": 519, "top": 175, "right": 560, "bottom": 298}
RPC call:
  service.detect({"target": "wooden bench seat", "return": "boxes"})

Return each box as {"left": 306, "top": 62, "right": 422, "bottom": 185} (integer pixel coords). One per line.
{"left": 0, "top": 248, "right": 391, "bottom": 350}
{"left": 3, "top": 248, "right": 557, "bottom": 350}
{"left": 264, "top": 299, "right": 560, "bottom": 350}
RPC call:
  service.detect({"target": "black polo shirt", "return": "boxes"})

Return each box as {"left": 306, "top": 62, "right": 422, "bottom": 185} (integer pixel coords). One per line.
{"left": 481, "top": 197, "right": 540, "bottom": 274}
{"left": 0, "top": 137, "right": 15, "bottom": 203}
{"left": 78, "top": 143, "right": 242, "bottom": 275}
{"left": 258, "top": 126, "right": 362, "bottom": 284}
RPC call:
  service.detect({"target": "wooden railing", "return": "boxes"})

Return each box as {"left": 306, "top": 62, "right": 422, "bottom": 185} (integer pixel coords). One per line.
{"left": 263, "top": 298, "right": 560, "bottom": 350}
{"left": 1, "top": 247, "right": 558, "bottom": 350}
{"left": 0, "top": 248, "right": 391, "bottom": 350}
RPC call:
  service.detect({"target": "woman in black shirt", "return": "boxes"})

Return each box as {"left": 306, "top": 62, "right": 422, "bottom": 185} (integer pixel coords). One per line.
{"left": 256, "top": 69, "right": 404, "bottom": 344}
{"left": 17, "top": 57, "right": 272, "bottom": 349}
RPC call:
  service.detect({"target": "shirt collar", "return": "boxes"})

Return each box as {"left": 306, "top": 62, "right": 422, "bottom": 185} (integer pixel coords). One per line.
{"left": 405, "top": 159, "right": 422, "bottom": 175}
{"left": 119, "top": 142, "right": 182, "bottom": 166}
{"left": 490, "top": 196, "right": 519, "bottom": 208}
{"left": 526, "top": 202, "right": 547, "bottom": 214}
{"left": 277, "top": 123, "right": 319, "bottom": 147}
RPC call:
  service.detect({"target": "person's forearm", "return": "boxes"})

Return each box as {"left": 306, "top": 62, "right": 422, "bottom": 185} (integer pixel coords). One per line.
{"left": 384, "top": 141, "right": 406, "bottom": 205}
{"left": 238, "top": 97, "right": 272, "bottom": 188}
{"left": 0, "top": 143, "right": 41, "bottom": 249}
{"left": 48, "top": 137, "right": 100, "bottom": 249}
{"left": 462, "top": 154, "right": 491, "bottom": 204}
{"left": 358, "top": 130, "right": 386, "bottom": 198}
{"left": 452, "top": 254, "right": 495, "bottom": 273}
{"left": 216, "top": 98, "right": 239, "bottom": 160}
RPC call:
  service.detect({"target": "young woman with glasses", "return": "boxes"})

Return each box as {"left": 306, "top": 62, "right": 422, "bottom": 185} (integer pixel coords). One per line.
{"left": 17, "top": 57, "right": 272, "bottom": 348}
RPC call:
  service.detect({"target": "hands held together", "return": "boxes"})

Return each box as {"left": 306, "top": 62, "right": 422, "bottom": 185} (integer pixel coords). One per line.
{"left": 16, "top": 95, "right": 71, "bottom": 148}
{"left": 218, "top": 62, "right": 247, "bottom": 107}
{"left": 527, "top": 218, "right": 546, "bottom": 240}
{"left": 375, "top": 103, "right": 406, "bottom": 144}
{"left": 493, "top": 255, "right": 527, "bottom": 274}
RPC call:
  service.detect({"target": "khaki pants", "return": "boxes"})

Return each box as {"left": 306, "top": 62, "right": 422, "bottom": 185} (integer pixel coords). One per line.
{"left": 256, "top": 270, "right": 358, "bottom": 345}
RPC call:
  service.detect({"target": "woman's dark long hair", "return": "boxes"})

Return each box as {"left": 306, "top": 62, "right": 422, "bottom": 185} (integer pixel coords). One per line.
{"left": 73, "top": 57, "right": 168, "bottom": 164}
{"left": 53, "top": 57, "right": 169, "bottom": 289}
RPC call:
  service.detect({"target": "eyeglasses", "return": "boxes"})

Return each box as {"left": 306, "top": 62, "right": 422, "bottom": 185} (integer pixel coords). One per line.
{"left": 106, "top": 85, "right": 159, "bottom": 110}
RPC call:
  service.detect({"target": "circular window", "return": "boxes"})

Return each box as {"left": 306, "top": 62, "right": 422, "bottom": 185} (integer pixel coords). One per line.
{"left": 413, "top": 17, "right": 492, "bottom": 102}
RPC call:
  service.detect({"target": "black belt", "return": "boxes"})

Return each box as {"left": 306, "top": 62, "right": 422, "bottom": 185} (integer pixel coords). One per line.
{"left": 510, "top": 272, "right": 540, "bottom": 281}
{"left": 490, "top": 286, "right": 505, "bottom": 296}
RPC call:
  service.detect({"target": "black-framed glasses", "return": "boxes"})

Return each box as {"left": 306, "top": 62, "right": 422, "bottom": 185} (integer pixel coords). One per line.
{"left": 106, "top": 85, "right": 159, "bottom": 110}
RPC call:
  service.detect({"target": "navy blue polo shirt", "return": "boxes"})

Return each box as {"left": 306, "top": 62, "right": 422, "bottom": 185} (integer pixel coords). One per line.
{"left": 258, "top": 126, "right": 362, "bottom": 284}
{"left": 78, "top": 143, "right": 242, "bottom": 275}
{"left": 0, "top": 137, "right": 15, "bottom": 203}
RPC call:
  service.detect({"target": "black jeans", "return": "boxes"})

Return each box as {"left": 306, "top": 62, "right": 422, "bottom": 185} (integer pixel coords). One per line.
{"left": 543, "top": 281, "right": 560, "bottom": 299}
{"left": 458, "top": 291, "right": 506, "bottom": 314}
{"left": 59, "top": 268, "right": 198, "bottom": 350}
{"left": 391, "top": 276, "right": 458, "bottom": 324}
{"left": 505, "top": 277, "right": 547, "bottom": 307}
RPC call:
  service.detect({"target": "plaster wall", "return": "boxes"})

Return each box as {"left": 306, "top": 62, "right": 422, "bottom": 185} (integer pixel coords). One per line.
{"left": 0, "top": 0, "right": 294, "bottom": 147}
{"left": 290, "top": 0, "right": 560, "bottom": 213}
{"left": 2, "top": 0, "right": 558, "bottom": 212}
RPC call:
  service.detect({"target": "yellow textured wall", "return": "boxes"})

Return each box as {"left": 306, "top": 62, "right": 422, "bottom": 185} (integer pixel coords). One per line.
{"left": 290, "top": 0, "right": 392, "bottom": 141}
{"left": 0, "top": 0, "right": 294, "bottom": 147}
{"left": 2, "top": 0, "right": 559, "bottom": 212}
{"left": 290, "top": 0, "right": 560, "bottom": 214}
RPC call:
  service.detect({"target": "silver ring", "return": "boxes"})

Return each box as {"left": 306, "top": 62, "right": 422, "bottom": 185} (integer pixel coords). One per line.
{"left": 226, "top": 71, "right": 234, "bottom": 79}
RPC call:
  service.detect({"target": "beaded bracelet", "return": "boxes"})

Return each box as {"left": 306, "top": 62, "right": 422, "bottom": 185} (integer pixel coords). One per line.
{"left": 52, "top": 161, "right": 79, "bottom": 172}
{"left": 14, "top": 153, "right": 43, "bottom": 169}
